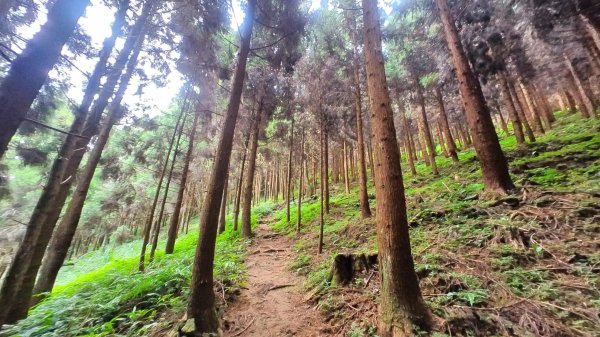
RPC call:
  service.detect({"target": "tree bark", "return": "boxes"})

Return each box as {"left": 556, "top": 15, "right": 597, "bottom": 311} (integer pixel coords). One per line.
{"left": 435, "top": 86, "right": 458, "bottom": 163}
{"left": 241, "top": 100, "right": 262, "bottom": 238}
{"left": 565, "top": 56, "right": 596, "bottom": 118}
{"left": 362, "top": 1, "right": 432, "bottom": 334}
{"left": 343, "top": 141, "right": 350, "bottom": 193}
{"left": 0, "top": 0, "right": 90, "bottom": 159}
{"left": 32, "top": 9, "right": 142, "bottom": 297}
{"left": 435, "top": 0, "right": 514, "bottom": 195}
{"left": 509, "top": 80, "right": 536, "bottom": 142}
{"left": 187, "top": 1, "right": 255, "bottom": 333}
{"left": 415, "top": 82, "right": 438, "bottom": 175}
{"left": 318, "top": 119, "right": 325, "bottom": 254}
{"left": 399, "top": 110, "right": 417, "bottom": 175}
{"left": 0, "top": 1, "right": 147, "bottom": 324}
{"left": 286, "top": 116, "right": 294, "bottom": 223}
{"left": 165, "top": 106, "right": 200, "bottom": 253}
{"left": 296, "top": 129, "right": 305, "bottom": 233}
{"left": 149, "top": 109, "right": 188, "bottom": 262}
{"left": 217, "top": 170, "right": 229, "bottom": 235}
{"left": 497, "top": 72, "right": 525, "bottom": 146}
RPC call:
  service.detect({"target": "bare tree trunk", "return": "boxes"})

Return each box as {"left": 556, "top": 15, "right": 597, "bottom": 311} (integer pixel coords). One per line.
{"left": 517, "top": 80, "right": 545, "bottom": 133}
{"left": 362, "top": 1, "right": 432, "bottom": 334}
{"left": 187, "top": 1, "right": 255, "bottom": 333}
{"left": 0, "top": 0, "right": 90, "bottom": 159}
{"left": 324, "top": 127, "right": 330, "bottom": 214}
{"left": 296, "top": 129, "right": 305, "bottom": 233}
{"left": 318, "top": 119, "right": 325, "bottom": 254}
{"left": 400, "top": 110, "right": 417, "bottom": 175}
{"left": 343, "top": 141, "right": 350, "bottom": 193}
{"left": 217, "top": 170, "right": 229, "bottom": 235}
{"left": 415, "top": 82, "right": 438, "bottom": 175}
{"left": 497, "top": 72, "right": 526, "bottom": 146}
{"left": 509, "top": 80, "right": 536, "bottom": 142}
{"left": 286, "top": 116, "right": 294, "bottom": 223}
{"left": 565, "top": 56, "right": 596, "bottom": 118}
{"left": 435, "top": 0, "right": 514, "bottom": 195}
{"left": 435, "top": 86, "right": 458, "bottom": 163}
{"left": 150, "top": 109, "right": 187, "bottom": 262}
{"left": 165, "top": 106, "right": 200, "bottom": 254}
{"left": 233, "top": 131, "right": 250, "bottom": 232}
{"left": 241, "top": 101, "right": 262, "bottom": 238}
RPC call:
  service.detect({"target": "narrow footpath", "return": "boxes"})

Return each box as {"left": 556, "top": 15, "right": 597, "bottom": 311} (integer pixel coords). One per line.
{"left": 223, "top": 221, "right": 329, "bottom": 337}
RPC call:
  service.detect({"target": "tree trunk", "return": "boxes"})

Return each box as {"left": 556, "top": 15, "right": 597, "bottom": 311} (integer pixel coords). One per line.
{"left": 343, "top": 141, "right": 350, "bottom": 193}
{"left": 233, "top": 132, "right": 250, "bottom": 232}
{"left": 509, "top": 80, "right": 536, "bottom": 142}
{"left": 517, "top": 80, "right": 545, "bottom": 133}
{"left": 435, "top": 0, "right": 514, "bottom": 195}
{"left": 296, "top": 129, "right": 305, "bottom": 233}
{"left": 400, "top": 110, "right": 417, "bottom": 175}
{"left": 415, "top": 82, "right": 438, "bottom": 175}
{"left": 149, "top": 109, "right": 188, "bottom": 262}
{"left": 187, "top": 1, "right": 255, "bottom": 333}
{"left": 217, "top": 171, "right": 229, "bottom": 235}
{"left": 362, "top": 1, "right": 432, "bottom": 334}
{"left": 565, "top": 56, "right": 596, "bottom": 118}
{"left": 497, "top": 72, "right": 526, "bottom": 146}
{"left": 165, "top": 106, "right": 200, "bottom": 253}
{"left": 352, "top": 58, "right": 372, "bottom": 218}
{"left": 0, "top": 0, "right": 90, "bottom": 159}
{"left": 435, "top": 86, "right": 458, "bottom": 163}
{"left": 0, "top": 1, "right": 146, "bottom": 323}
{"left": 32, "top": 10, "right": 142, "bottom": 297}
{"left": 286, "top": 116, "right": 294, "bottom": 223}
{"left": 324, "top": 127, "right": 330, "bottom": 214}
{"left": 241, "top": 100, "right": 262, "bottom": 238}
{"left": 318, "top": 119, "right": 325, "bottom": 254}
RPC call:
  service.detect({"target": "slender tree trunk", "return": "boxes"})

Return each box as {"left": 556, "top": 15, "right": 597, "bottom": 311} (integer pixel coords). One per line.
{"left": 149, "top": 110, "right": 188, "bottom": 262}
{"left": 497, "top": 72, "right": 526, "bottom": 146}
{"left": 343, "top": 141, "right": 350, "bottom": 193}
{"left": 286, "top": 116, "right": 294, "bottom": 223}
{"left": 0, "top": 1, "right": 146, "bottom": 323}
{"left": 233, "top": 132, "right": 250, "bottom": 232}
{"left": 140, "top": 93, "right": 186, "bottom": 271}
{"left": 187, "top": 1, "right": 255, "bottom": 333}
{"left": 415, "top": 82, "right": 438, "bottom": 175}
{"left": 362, "top": 1, "right": 432, "bottom": 334}
{"left": 217, "top": 170, "right": 229, "bottom": 234}
{"left": 352, "top": 59, "right": 372, "bottom": 218}
{"left": 318, "top": 119, "right": 325, "bottom": 254}
{"left": 165, "top": 107, "right": 200, "bottom": 253}
{"left": 0, "top": 0, "right": 90, "bottom": 159}
{"left": 565, "top": 56, "right": 596, "bottom": 118}
{"left": 562, "top": 88, "right": 577, "bottom": 114}
{"left": 400, "top": 110, "right": 417, "bottom": 175}
{"left": 32, "top": 11, "right": 142, "bottom": 297}
{"left": 435, "top": 0, "right": 514, "bottom": 194}
{"left": 296, "top": 129, "right": 305, "bottom": 233}
{"left": 509, "top": 80, "right": 536, "bottom": 142}
{"left": 324, "top": 127, "right": 330, "bottom": 214}
{"left": 517, "top": 81, "right": 545, "bottom": 133}
{"left": 241, "top": 101, "right": 262, "bottom": 238}
{"left": 435, "top": 86, "right": 458, "bottom": 163}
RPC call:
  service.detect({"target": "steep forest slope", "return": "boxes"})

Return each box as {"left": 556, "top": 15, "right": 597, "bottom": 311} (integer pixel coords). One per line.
{"left": 3, "top": 113, "right": 598, "bottom": 337}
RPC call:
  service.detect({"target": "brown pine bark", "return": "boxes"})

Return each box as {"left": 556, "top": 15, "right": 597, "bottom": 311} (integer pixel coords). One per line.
{"left": 562, "top": 88, "right": 577, "bottom": 114}
{"left": 435, "top": 87, "right": 458, "bottom": 163}
{"left": 343, "top": 141, "right": 350, "bottom": 193}
{"left": 241, "top": 101, "right": 263, "bottom": 238}
{"left": 187, "top": 1, "right": 255, "bottom": 333}
{"left": 362, "top": 0, "right": 432, "bottom": 334}
{"left": 165, "top": 107, "right": 200, "bottom": 253}
{"left": 435, "top": 0, "right": 514, "bottom": 194}
{"left": 497, "top": 72, "right": 526, "bottom": 146}
{"left": 318, "top": 119, "right": 325, "bottom": 254}
{"left": 565, "top": 56, "right": 596, "bottom": 118}
{"left": 324, "top": 127, "right": 330, "bottom": 214}
{"left": 399, "top": 108, "right": 417, "bottom": 175}
{"left": 0, "top": 0, "right": 90, "bottom": 159}
{"left": 352, "top": 58, "right": 372, "bottom": 218}
{"left": 517, "top": 81, "right": 545, "bottom": 134}
{"left": 233, "top": 131, "right": 250, "bottom": 232}
{"left": 286, "top": 116, "right": 295, "bottom": 223}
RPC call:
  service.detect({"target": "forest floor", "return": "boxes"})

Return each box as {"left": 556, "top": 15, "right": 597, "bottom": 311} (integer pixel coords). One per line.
{"left": 222, "top": 220, "right": 329, "bottom": 336}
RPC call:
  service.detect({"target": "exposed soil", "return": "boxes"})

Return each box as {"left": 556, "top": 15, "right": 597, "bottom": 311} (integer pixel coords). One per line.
{"left": 222, "top": 220, "right": 331, "bottom": 337}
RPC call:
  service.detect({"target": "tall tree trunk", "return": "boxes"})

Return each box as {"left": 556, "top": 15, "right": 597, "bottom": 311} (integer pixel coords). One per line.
{"left": 165, "top": 106, "right": 200, "bottom": 254}
{"left": 187, "top": 1, "right": 255, "bottom": 333}
{"left": 318, "top": 119, "right": 325, "bottom": 254}
{"left": 497, "top": 72, "right": 526, "bottom": 146}
{"left": 509, "top": 80, "right": 536, "bottom": 142}
{"left": 565, "top": 56, "right": 596, "bottom": 118}
{"left": 233, "top": 131, "right": 250, "bottom": 232}
{"left": 362, "top": 0, "right": 432, "bottom": 334}
{"left": 296, "top": 129, "right": 305, "bottom": 233}
{"left": 241, "top": 101, "right": 262, "bottom": 238}
{"left": 343, "top": 141, "right": 350, "bottom": 193}
{"left": 32, "top": 11, "right": 143, "bottom": 297}
{"left": 0, "top": 0, "right": 90, "bottom": 159}
{"left": 0, "top": 1, "right": 147, "bottom": 324}
{"left": 149, "top": 110, "right": 188, "bottom": 262}
{"left": 324, "top": 127, "right": 330, "bottom": 214}
{"left": 435, "top": 86, "right": 458, "bottom": 163}
{"left": 415, "top": 82, "right": 438, "bottom": 175}
{"left": 435, "top": 0, "right": 514, "bottom": 194}
{"left": 352, "top": 56, "right": 372, "bottom": 218}
{"left": 286, "top": 116, "right": 294, "bottom": 223}
{"left": 517, "top": 80, "right": 545, "bottom": 133}
{"left": 399, "top": 109, "right": 417, "bottom": 175}
{"left": 217, "top": 170, "right": 229, "bottom": 234}
{"left": 141, "top": 95, "right": 187, "bottom": 270}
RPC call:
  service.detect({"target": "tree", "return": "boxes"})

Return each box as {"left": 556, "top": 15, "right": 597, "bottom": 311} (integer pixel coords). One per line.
{"left": 361, "top": 0, "right": 432, "bottom": 335}
{"left": 186, "top": 0, "right": 255, "bottom": 333}
{"left": 435, "top": 0, "right": 515, "bottom": 195}
{"left": 0, "top": 0, "right": 90, "bottom": 159}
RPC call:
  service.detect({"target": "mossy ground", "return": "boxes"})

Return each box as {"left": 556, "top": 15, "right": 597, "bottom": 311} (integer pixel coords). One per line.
{"left": 271, "top": 112, "right": 600, "bottom": 337}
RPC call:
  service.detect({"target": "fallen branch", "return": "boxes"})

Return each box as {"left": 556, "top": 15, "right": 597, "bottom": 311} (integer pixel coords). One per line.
{"left": 268, "top": 284, "right": 293, "bottom": 291}
{"left": 364, "top": 270, "right": 375, "bottom": 288}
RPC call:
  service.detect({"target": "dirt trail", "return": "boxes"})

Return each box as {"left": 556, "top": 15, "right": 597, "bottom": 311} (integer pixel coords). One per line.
{"left": 223, "top": 221, "right": 329, "bottom": 337}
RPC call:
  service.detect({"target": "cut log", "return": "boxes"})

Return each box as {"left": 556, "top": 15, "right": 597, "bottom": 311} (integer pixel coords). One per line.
{"left": 327, "top": 252, "right": 378, "bottom": 286}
